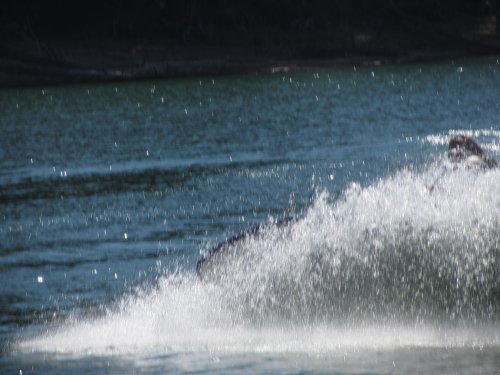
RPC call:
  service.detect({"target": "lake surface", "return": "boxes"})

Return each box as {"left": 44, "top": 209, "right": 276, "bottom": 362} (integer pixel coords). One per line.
{"left": 1, "top": 57, "right": 499, "bottom": 374}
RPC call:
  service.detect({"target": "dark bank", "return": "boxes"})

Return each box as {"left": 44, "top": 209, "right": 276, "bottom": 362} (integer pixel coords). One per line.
{"left": 1, "top": 0, "right": 500, "bottom": 86}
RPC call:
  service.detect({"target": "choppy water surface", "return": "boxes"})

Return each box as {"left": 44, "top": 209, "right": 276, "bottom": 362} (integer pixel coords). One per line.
{"left": 1, "top": 58, "right": 500, "bottom": 374}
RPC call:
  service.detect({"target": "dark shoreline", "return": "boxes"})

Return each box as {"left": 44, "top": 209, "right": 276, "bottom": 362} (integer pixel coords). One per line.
{"left": 2, "top": 0, "right": 500, "bottom": 88}
{"left": 2, "top": 45, "right": 500, "bottom": 89}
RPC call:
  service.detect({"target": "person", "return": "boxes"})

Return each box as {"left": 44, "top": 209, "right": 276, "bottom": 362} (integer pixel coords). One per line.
{"left": 447, "top": 134, "right": 497, "bottom": 169}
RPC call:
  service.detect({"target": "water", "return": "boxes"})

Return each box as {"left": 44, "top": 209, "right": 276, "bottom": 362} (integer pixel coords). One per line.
{"left": 1, "top": 57, "right": 500, "bottom": 374}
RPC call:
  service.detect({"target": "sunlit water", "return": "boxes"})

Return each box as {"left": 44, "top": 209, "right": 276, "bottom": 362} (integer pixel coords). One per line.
{"left": 1, "top": 57, "right": 500, "bottom": 374}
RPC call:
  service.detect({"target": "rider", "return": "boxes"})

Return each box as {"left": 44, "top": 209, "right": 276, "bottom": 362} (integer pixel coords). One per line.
{"left": 447, "top": 134, "right": 497, "bottom": 169}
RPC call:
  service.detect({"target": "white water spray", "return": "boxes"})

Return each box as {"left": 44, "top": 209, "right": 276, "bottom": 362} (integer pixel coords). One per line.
{"left": 18, "top": 154, "right": 500, "bottom": 355}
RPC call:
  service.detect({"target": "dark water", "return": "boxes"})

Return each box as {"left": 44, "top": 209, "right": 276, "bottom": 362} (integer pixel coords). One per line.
{"left": 1, "top": 58, "right": 500, "bottom": 374}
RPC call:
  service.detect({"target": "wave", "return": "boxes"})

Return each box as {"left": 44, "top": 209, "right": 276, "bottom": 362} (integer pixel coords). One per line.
{"left": 16, "top": 157, "right": 500, "bottom": 355}
{"left": 0, "top": 157, "right": 293, "bottom": 204}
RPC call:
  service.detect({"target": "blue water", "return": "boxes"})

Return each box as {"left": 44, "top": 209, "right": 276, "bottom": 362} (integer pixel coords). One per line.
{"left": 1, "top": 57, "right": 500, "bottom": 374}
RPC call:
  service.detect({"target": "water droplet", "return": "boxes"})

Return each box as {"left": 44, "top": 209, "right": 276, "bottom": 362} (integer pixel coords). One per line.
{"left": 184, "top": 108, "right": 188, "bottom": 114}
{"left": 146, "top": 150, "right": 149, "bottom": 156}
{"left": 124, "top": 233, "right": 128, "bottom": 240}
{"left": 37, "top": 276, "right": 43, "bottom": 283}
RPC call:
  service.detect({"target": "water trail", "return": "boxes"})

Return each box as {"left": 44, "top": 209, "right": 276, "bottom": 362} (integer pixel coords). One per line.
{"left": 18, "top": 158, "right": 500, "bottom": 355}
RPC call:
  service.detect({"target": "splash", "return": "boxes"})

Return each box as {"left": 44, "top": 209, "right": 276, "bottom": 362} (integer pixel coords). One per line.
{"left": 18, "top": 159, "right": 500, "bottom": 355}
{"left": 206, "top": 162, "right": 500, "bottom": 326}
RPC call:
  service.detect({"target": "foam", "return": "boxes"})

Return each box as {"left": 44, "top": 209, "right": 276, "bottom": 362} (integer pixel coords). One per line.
{"left": 18, "top": 153, "right": 500, "bottom": 356}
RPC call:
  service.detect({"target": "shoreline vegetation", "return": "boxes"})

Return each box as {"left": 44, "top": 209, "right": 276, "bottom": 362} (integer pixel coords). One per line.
{"left": 1, "top": 0, "right": 499, "bottom": 87}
